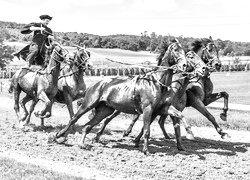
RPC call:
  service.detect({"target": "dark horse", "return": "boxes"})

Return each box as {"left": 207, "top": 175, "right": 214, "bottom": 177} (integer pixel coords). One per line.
{"left": 184, "top": 36, "right": 229, "bottom": 138}
{"left": 54, "top": 40, "right": 189, "bottom": 154}
{"left": 9, "top": 42, "right": 68, "bottom": 128}
{"left": 93, "top": 49, "right": 209, "bottom": 144}
{"left": 22, "top": 47, "right": 93, "bottom": 127}
{"left": 121, "top": 36, "right": 229, "bottom": 140}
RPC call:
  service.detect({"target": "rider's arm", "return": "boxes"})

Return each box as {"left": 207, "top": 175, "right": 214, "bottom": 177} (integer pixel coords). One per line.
{"left": 29, "top": 26, "right": 45, "bottom": 31}
{"left": 21, "top": 22, "right": 43, "bottom": 34}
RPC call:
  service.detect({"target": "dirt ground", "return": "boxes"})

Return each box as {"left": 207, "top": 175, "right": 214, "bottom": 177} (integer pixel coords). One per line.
{"left": 0, "top": 89, "right": 250, "bottom": 180}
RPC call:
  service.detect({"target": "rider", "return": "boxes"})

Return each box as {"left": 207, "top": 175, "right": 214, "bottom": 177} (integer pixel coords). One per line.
{"left": 13, "top": 14, "right": 54, "bottom": 67}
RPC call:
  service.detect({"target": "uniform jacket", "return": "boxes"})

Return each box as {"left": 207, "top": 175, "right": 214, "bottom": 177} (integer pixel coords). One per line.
{"left": 21, "top": 22, "right": 53, "bottom": 47}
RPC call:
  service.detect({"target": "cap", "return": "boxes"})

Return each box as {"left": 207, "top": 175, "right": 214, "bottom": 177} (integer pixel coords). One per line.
{"left": 39, "top": 15, "right": 53, "bottom": 20}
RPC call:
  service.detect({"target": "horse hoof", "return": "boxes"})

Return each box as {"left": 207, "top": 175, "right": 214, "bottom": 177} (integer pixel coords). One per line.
{"left": 221, "top": 133, "right": 230, "bottom": 139}
{"left": 77, "top": 143, "right": 88, "bottom": 149}
{"left": 93, "top": 136, "right": 100, "bottom": 143}
{"left": 186, "top": 133, "right": 195, "bottom": 140}
{"left": 220, "top": 113, "right": 227, "bottom": 121}
{"left": 134, "top": 141, "right": 140, "bottom": 148}
{"left": 123, "top": 132, "right": 129, "bottom": 137}
{"left": 47, "top": 133, "right": 56, "bottom": 143}
{"left": 177, "top": 145, "right": 186, "bottom": 151}
{"left": 143, "top": 150, "right": 150, "bottom": 155}
{"left": 55, "top": 136, "right": 67, "bottom": 144}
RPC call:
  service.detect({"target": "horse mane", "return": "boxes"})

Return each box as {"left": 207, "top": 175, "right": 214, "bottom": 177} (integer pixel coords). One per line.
{"left": 156, "top": 38, "right": 177, "bottom": 67}
{"left": 190, "top": 38, "right": 213, "bottom": 53}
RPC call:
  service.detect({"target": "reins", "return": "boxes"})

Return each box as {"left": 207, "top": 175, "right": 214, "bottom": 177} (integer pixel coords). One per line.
{"left": 58, "top": 50, "right": 90, "bottom": 79}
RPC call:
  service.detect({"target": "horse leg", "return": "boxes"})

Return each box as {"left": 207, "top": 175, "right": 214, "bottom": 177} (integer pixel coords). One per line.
{"left": 158, "top": 115, "right": 171, "bottom": 139}
{"left": 55, "top": 97, "right": 97, "bottom": 139}
{"left": 171, "top": 115, "right": 185, "bottom": 151}
{"left": 123, "top": 114, "right": 140, "bottom": 137}
{"left": 64, "top": 93, "right": 76, "bottom": 131}
{"left": 187, "top": 91, "right": 229, "bottom": 139}
{"left": 165, "top": 105, "right": 186, "bottom": 151}
{"left": 158, "top": 108, "right": 194, "bottom": 140}
{"left": 134, "top": 112, "right": 157, "bottom": 148}
{"left": 25, "top": 98, "right": 39, "bottom": 125}
{"left": 95, "top": 110, "right": 121, "bottom": 142}
{"left": 13, "top": 86, "right": 21, "bottom": 121}
{"left": 40, "top": 98, "right": 54, "bottom": 127}
{"left": 141, "top": 105, "right": 154, "bottom": 155}
{"left": 19, "top": 95, "right": 33, "bottom": 128}
{"left": 203, "top": 92, "right": 229, "bottom": 121}
{"left": 35, "top": 91, "right": 52, "bottom": 118}
{"left": 79, "top": 105, "right": 114, "bottom": 147}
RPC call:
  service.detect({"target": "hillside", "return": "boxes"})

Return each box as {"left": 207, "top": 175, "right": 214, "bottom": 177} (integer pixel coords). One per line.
{"left": 1, "top": 20, "right": 250, "bottom": 56}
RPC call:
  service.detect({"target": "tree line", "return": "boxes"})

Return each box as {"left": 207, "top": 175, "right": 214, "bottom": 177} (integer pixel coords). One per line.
{"left": 1, "top": 20, "right": 250, "bottom": 69}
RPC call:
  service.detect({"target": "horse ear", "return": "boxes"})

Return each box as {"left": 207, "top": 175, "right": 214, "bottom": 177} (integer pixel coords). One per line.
{"left": 209, "top": 36, "right": 213, "bottom": 41}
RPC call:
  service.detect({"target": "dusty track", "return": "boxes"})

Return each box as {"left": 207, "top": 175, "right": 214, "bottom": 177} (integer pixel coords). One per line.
{"left": 0, "top": 92, "right": 250, "bottom": 180}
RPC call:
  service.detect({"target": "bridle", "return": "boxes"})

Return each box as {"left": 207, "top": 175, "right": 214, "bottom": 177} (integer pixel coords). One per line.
{"left": 201, "top": 43, "right": 220, "bottom": 66}
{"left": 185, "top": 51, "right": 208, "bottom": 78}
{"left": 162, "top": 42, "right": 187, "bottom": 73}
{"left": 74, "top": 48, "right": 90, "bottom": 69}
{"left": 58, "top": 48, "right": 91, "bottom": 79}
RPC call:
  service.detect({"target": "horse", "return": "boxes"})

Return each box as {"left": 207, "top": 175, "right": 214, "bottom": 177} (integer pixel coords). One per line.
{"left": 94, "top": 50, "right": 208, "bottom": 145}
{"left": 14, "top": 47, "right": 93, "bottom": 128}
{"left": 53, "top": 40, "right": 189, "bottom": 154}
{"left": 40, "top": 47, "right": 93, "bottom": 127}
{"left": 184, "top": 36, "right": 229, "bottom": 138}
{"left": 9, "top": 42, "right": 69, "bottom": 128}
{"left": 122, "top": 36, "right": 229, "bottom": 140}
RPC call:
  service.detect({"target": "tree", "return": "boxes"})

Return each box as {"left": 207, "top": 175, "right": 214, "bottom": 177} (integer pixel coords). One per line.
{"left": 93, "top": 36, "right": 102, "bottom": 48}
{"left": 0, "top": 40, "right": 14, "bottom": 69}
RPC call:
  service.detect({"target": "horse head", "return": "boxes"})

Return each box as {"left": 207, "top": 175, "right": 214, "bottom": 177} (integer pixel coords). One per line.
{"left": 47, "top": 42, "right": 68, "bottom": 67}
{"left": 190, "top": 36, "right": 221, "bottom": 72}
{"left": 159, "top": 39, "right": 187, "bottom": 72}
{"left": 185, "top": 50, "right": 208, "bottom": 77}
{"left": 65, "top": 46, "right": 93, "bottom": 70}
{"left": 74, "top": 47, "right": 93, "bottom": 70}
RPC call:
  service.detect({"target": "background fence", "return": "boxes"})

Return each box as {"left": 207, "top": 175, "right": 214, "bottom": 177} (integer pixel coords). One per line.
{"left": 1, "top": 58, "right": 250, "bottom": 78}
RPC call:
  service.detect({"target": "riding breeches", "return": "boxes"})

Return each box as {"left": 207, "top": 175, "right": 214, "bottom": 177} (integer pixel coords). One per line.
{"left": 26, "top": 42, "right": 39, "bottom": 66}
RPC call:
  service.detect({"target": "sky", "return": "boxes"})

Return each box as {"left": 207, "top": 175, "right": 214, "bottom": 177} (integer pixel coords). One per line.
{"left": 1, "top": 0, "right": 250, "bottom": 42}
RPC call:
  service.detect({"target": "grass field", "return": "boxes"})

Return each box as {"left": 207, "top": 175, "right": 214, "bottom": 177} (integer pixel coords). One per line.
{"left": 0, "top": 157, "right": 84, "bottom": 180}
{"left": 209, "top": 71, "right": 250, "bottom": 105}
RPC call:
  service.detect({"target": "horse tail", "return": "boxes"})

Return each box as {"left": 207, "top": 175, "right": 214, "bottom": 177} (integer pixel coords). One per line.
{"left": 8, "top": 74, "right": 17, "bottom": 94}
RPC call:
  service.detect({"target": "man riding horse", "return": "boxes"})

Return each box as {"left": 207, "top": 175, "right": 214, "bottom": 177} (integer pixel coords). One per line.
{"left": 13, "top": 14, "right": 54, "bottom": 67}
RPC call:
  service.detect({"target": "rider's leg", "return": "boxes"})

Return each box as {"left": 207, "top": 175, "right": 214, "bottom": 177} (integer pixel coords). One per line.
{"left": 26, "top": 42, "right": 39, "bottom": 66}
